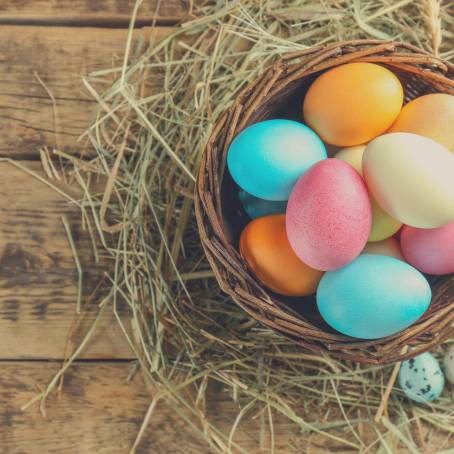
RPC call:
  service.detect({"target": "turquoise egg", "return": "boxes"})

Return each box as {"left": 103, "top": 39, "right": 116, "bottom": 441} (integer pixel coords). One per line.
{"left": 398, "top": 352, "right": 444, "bottom": 403}
{"left": 316, "top": 254, "right": 431, "bottom": 339}
{"left": 227, "top": 119, "right": 326, "bottom": 201}
{"left": 239, "top": 189, "right": 287, "bottom": 219}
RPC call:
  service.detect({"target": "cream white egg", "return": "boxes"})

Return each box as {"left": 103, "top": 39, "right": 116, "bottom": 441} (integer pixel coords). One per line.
{"left": 363, "top": 133, "right": 454, "bottom": 228}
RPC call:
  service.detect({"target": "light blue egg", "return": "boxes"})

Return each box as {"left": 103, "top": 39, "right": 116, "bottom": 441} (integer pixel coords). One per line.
{"left": 227, "top": 119, "right": 326, "bottom": 201}
{"left": 316, "top": 254, "right": 432, "bottom": 339}
{"left": 398, "top": 352, "right": 444, "bottom": 403}
{"left": 239, "top": 189, "right": 287, "bottom": 219}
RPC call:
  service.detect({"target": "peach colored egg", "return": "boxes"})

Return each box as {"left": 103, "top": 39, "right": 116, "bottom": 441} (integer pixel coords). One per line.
{"left": 303, "top": 63, "right": 403, "bottom": 146}
{"left": 363, "top": 237, "right": 404, "bottom": 260}
{"left": 240, "top": 215, "right": 323, "bottom": 296}
{"left": 286, "top": 159, "right": 371, "bottom": 271}
{"left": 401, "top": 221, "right": 454, "bottom": 275}
{"left": 390, "top": 93, "right": 454, "bottom": 152}
{"left": 335, "top": 146, "right": 402, "bottom": 242}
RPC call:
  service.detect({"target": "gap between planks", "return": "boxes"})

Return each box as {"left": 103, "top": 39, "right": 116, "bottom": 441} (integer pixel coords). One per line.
{"left": 0, "top": 0, "right": 189, "bottom": 28}
{"left": 0, "top": 16, "right": 180, "bottom": 28}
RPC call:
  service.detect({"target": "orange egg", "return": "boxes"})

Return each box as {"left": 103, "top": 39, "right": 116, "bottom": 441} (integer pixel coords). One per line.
{"left": 239, "top": 215, "right": 323, "bottom": 296}
{"left": 389, "top": 93, "right": 454, "bottom": 152}
{"left": 303, "top": 63, "right": 403, "bottom": 146}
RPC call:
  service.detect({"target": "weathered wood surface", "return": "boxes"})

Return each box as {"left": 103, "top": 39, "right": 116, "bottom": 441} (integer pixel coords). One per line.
{"left": 0, "top": 362, "right": 359, "bottom": 453}
{"left": 0, "top": 25, "right": 174, "bottom": 157}
{"left": 0, "top": 160, "right": 133, "bottom": 359}
{"left": 1, "top": 363, "right": 204, "bottom": 453}
{"left": 0, "top": 0, "right": 188, "bottom": 25}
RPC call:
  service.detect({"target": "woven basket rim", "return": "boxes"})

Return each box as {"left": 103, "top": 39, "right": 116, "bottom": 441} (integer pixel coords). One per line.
{"left": 195, "top": 40, "right": 454, "bottom": 365}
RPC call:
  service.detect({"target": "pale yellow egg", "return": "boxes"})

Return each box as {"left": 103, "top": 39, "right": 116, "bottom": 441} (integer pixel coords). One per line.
{"left": 363, "top": 132, "right": 454, "bottom": 228}
{"left": 335, "top": 146, "right": 402, "bottom": 241}
{"left": 334, "top": 146, "right": 364, "bottom": 173}
{"left": 363, "top": 237, "right": 404, "bottom": 261}
{"left": 368, "top": 199, "right": 402, "bottom": 242}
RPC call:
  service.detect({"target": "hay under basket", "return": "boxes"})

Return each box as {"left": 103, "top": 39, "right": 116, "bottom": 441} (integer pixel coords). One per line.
{"left": 196, "top": 40, "right": 454, "bottom": 365}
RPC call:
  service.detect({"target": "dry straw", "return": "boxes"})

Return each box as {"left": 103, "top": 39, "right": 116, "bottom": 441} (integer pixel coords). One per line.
{"left": 29, "top": 1, "right": 454, "bottom": 452}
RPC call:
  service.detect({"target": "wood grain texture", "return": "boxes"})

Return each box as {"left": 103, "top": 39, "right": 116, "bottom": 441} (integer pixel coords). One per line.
{"left": 1, "top": 362, "right": 203, "bottom": 453}
{"left": 0, "top": 25, "right": 174, "bottom": 157}
{"left": 0, "top": 0, "right": 188, "bottom": 25}
{"left": 0, "top": 160, "right": 133, "bottom": 359}
{"left": 0, "top": 362, "right": 351, "bottom": 454}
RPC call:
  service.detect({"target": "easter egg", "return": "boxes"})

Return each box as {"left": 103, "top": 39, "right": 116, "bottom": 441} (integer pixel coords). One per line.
{"left": 363, "top": 237, "right": 404, "bottom": 260}
{"left": 286, "top": 159, "right": 371, "bottom": 271}
{"left": 368, "top": 199, "right": 403, "bottom": 242}
{"left": 227, "top": 119, "right": 326, "bottom": 201}
{"left": 443, "top": 346, "right": 454, "bottom": 384}
{"left": 401, "top": 221, "right": 454, "bottom": 275}
{"left": 317, "top": 254, "right": 432, "bottom": 339}
{"left": 303, "top": 63, "right": 403, "bottom": 146}
{"left": 399, "top": 352, "right": 444, "bottom": 403}
{"left": 239, "top": 189, "right": 287, "bottom": 219}
{"left": 363, "top": 132, "right": 454, "bottom": 228}
{"left": 335, "top": 146, "right": 402, "bottom": 241}
{"left": 334, "top": 145, "right": 364, "bottom": 173}
{"left": 390, "top": 93, "right": 454, "bottom": 152}
{"left": 239, "top": 215, "right": 323, "bottom": 296}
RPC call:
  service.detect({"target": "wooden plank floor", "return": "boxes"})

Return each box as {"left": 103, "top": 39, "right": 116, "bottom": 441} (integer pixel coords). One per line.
{"left": 0, "top": 161, "right": 134, "bottom": 359}
{"left": 0, "top": 2, "right": 253, "bottom": 452}
{"left": 2, "top": 363, "right": 332, "bottom": 453}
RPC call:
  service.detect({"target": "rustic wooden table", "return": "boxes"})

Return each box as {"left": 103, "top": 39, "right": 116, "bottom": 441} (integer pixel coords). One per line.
{"left": 0, "top": 2, "right": 312, "bottom": 452}
{"left": 3, "top": 2, "right": 453, "bottom": 453}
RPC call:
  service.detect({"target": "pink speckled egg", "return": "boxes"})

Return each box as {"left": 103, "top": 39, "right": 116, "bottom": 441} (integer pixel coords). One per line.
{"left": 286, "top": 159, "right": 372, "bottom": 271}
{"left": 401, "top": 221, "right": 454, "bottom": 275}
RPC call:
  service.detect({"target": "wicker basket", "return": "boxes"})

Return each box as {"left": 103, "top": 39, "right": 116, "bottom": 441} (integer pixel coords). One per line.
{"left": 195, "top": 40, "right": 454, "bottom": 365}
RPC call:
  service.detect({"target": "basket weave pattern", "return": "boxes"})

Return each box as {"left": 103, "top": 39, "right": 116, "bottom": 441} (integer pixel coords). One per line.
{"left": 195, "top": 40, "right": 454, "bottom": 364}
